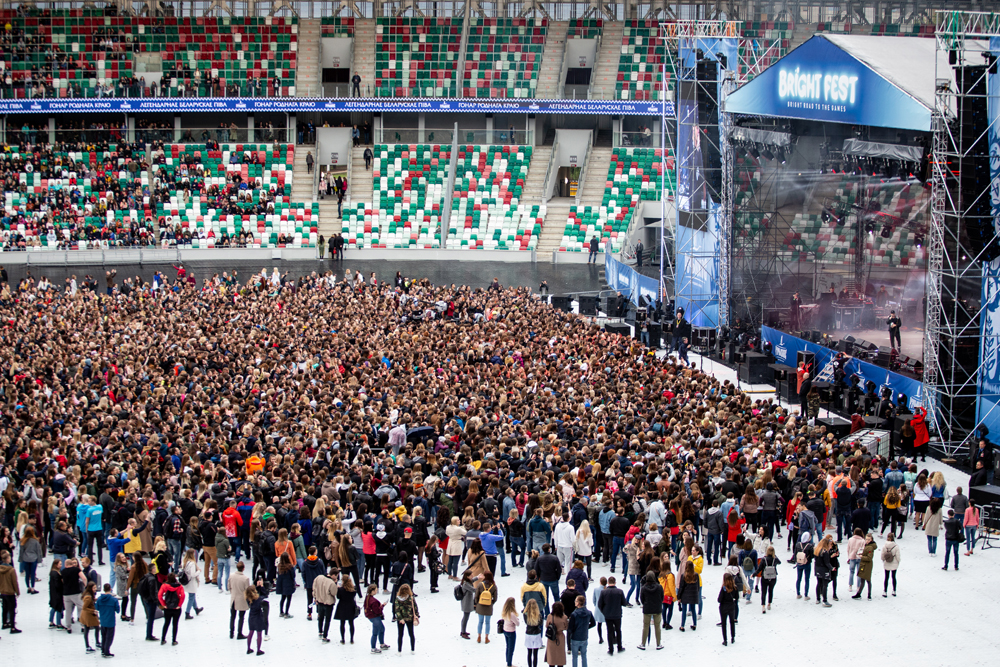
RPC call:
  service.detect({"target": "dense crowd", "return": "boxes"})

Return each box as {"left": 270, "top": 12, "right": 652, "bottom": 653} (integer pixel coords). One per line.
{"left": 0, "top": 266, "right": 986, "bottom": 664}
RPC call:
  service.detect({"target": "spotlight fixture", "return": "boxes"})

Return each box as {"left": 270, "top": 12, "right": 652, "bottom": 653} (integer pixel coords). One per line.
{"left": 914, "top": 232, "right": 925, "bottom": 247}
{"left": 865, "top": 221, "right": 876, "bottom": 235}
{"left": 748, "top": 145, "right": 760, "bottom": 159}
{"left": 880, "top": 223, "right": 893, "bottom": 238}
{"left": 761, "top": 147, "right": 775, "bottom": 161}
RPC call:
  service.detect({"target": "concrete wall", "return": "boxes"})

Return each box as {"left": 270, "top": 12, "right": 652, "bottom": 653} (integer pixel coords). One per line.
{"left": 321, "top": 38, "right": 353, "bottom": 69}
{"left": 316, "top": 127, "right": 353, "bottom": 167}
{"left": 565, "top": 38, "right": 597, "bottom": 69}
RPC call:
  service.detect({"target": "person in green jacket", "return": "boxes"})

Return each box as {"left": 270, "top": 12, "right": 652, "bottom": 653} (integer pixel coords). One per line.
{"left": 392, "top": 583, "right": 419, "bottom": 653}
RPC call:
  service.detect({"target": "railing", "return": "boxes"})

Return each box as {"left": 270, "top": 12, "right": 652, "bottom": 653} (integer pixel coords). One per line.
{"left": 586, "top": 31, "right": 603, "bottom": 100}
{"left": 375, "top": 128, "right": 533, "bottom": 145}
{"left": 1, "top": 81, "right": 294, "bottom": 99}
{"left": 614, "top": 130, "right": 656, "bottom": 147}
{"left": 575, "top": 132, "right": 594, "bottom": 206}
{"left": 541, "top": 139, "right": 559, "bottom": 203}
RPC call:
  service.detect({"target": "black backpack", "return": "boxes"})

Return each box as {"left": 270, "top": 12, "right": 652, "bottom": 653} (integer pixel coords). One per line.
{"left": 139, "top": 573, "right": 159, "bottom": 602}
{"left": 162, "top": 587, "right": 181, "bottom": 610}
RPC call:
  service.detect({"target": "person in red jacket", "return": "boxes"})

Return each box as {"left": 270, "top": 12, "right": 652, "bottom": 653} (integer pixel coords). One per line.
{"left": 910, "top": 407, "right": 930, "bottom": 462}
{"left": 222, "top": 501, "right": 244, "bottom": 559}
{"left": 158, "top": 573, "right": 186, "bottom": 646}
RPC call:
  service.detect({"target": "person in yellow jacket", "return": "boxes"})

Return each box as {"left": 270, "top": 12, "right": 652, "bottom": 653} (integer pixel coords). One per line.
{"left": 687, "top": 544, "right": 705, "bottom": 617}
{"left": 658, "top": 557, "right": 676, "bottom": 630}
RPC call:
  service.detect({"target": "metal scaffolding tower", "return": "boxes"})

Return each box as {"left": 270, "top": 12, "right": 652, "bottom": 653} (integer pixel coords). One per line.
{"left": 925, "top": 11, "right": 1000, "bottom": 456}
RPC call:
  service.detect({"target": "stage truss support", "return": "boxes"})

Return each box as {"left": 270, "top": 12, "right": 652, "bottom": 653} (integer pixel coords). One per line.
{"left": 925, "top": 11, "right": 1000, "bottom": 457}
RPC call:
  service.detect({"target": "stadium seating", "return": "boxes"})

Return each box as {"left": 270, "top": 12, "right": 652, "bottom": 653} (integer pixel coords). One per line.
{"left": 616, "top": 20, "right": 669, "bottom": 101}
{"left": 153, "top": 143, "right": 317, "bottom": 248}
{"left": 447, "top": 144, "right": 541, "bottom": 250}
{"left": 463, "top": 18, "right": 547, "bottom": 99}
{"left": 321, "top": 16, "right": 355, "bottom": 37}
{"left": 0, "top": 144, "right": 154, "bottom": 248}
{"left": 567, "top": 19, "right": 602, "bottom": 39}
{"left": 779, "top": 179, "right": 928, "bottom": 267}
{"left": 0, "top": 11, "right": 297, "bottom": 97}
{"left": 560, "top": 147, "right": 671, "bottom": 253}
{"left": 375, "top": 17, "right": 461, "bottom": 98}
{"left": 341, "top": 144, "right": 449, "bottom": 249}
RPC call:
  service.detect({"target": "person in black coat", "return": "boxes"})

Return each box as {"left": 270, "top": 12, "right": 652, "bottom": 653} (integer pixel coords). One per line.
{"left": 799, "top": 372, "right": 812, "bottom": 421}
{"left": 638, "top": 571, "right": 663, "bottom": 649}
{"left": 333, "top": 575, "right": 358, "bottom": 643}
{"left": 49, "top": 562, "right": 65, "bottom": 628}
{"left": 675, "top": 563, "right": 700, "bottom": 631}
{"left": 246, "top": 583, "right": 268, "bottom": 655}
{"left": 388, "top": 550, "right": 414, "bottom": 608}
{"left": 717, "top": 574, "right": 739, "bottom": 646}
{"left": 596, "top": 577, "right": 625, "bottom": 655}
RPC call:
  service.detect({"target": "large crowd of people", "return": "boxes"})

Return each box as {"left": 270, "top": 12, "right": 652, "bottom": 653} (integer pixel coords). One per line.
{"left": 0, "top": 265, "right": 987, "bottom": 664}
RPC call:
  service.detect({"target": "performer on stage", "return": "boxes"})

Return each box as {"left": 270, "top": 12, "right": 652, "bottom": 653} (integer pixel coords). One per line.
{"left": 887, "top": 309, "right": 902, "bottom": 351}
{"left": 789, "top": 291, "right": 802, "bottom": 330}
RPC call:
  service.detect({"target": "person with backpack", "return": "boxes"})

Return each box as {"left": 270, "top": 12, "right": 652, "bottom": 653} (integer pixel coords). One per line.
{"left": 474, "top": 570, "right": 499, "bottom": 644}
{"left": 181, "top": 548, "right": 203, "bottom": 619}
{"left": 138, "top": 564, "right": 161, "bottom": 641}
{"left": 835, "top": 478, "right": 854, "bottom": 542}
{"left": 545, "top": 600, "right": 569, "bottom": 667}
{"left": 164, "top": 506, "right": 186, "bottom": 572}
{"left": 737, "top": 539, "right": 758, "bottom": 603}
{"left": 158, "top": 572, "right": 185, "bottom": 645}
{"left": 754, "top": 545, "right": 779, "bottom": 613}
{"left": 793, "top": 531, "right": 814, "bottom": 600}
{"left": 301, "top": 546, "right": 326, "bottom": 621}
{"left": 881, "top": 532, "right": 901, "bottom": 596}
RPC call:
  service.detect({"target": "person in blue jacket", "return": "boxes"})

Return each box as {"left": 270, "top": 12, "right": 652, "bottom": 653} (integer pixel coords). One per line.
{"left": 94, "top": 583, "right": 120, "bottom": 657}
{"left": 479, "top": 522, "right": 506, "bottom": 577}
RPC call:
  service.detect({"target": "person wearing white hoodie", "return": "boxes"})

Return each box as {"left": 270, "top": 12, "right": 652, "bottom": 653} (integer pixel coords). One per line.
{"left": 552, "top": 514, "right": 576, "bottom": 573}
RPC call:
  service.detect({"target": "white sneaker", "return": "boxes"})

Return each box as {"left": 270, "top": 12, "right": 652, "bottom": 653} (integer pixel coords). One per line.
{"left": 371, "top": 648, "right": 381, "bottom": 654}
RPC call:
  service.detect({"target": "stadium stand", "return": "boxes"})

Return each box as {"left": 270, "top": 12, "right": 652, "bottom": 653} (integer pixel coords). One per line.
{"left": 463, "top": 18, "right": 547, "bottom": 99}
{"left": 375, "top": 17, "right": 461, "bottom": 98}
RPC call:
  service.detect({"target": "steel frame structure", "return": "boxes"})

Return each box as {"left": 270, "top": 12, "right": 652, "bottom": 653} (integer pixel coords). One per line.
{"left": 669, "top": 20, "right": 740, "bottom": 327}
{"left": 923, "top": 11, "right": 1000, "bottom": 457}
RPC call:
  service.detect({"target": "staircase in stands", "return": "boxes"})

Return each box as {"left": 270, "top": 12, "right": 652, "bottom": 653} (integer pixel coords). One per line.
{"left": 591, "top": 22, "right": 624, "bottom": 99}
{"left": 353, "top": 19, "right": 377, "bottom": 97}
{"left": 296, "top": 18, "right": 322, "bottom": 97}
{"left": 535, "top": 21, "right": 568, "bottom": 99}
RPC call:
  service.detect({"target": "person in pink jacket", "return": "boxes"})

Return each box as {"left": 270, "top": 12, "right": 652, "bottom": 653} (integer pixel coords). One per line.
{"left": 845, "top": 528, "right": 866, "bottom": 593}
{"left": 963, "top": 504, "right": 981, "bottom": 556}
{"left": 157, "top": 573, "right": 186, "bottom": 646}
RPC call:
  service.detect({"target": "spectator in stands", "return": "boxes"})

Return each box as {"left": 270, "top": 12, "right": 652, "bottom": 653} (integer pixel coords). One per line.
{"left": 364, "top": 146, "right": 373, "bottom": 170}
{"left": 307, "top": 152, "right": 315, "bottom": 174}
{"left": 352, "top": 73, "right": 362, "bottom": 97}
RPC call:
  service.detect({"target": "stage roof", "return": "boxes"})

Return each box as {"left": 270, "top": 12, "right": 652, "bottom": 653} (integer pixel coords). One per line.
{"left": 725, "top": 34, "right": 954, "bottom": 132}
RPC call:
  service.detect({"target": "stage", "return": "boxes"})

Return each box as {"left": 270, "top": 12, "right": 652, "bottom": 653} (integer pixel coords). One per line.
{"left": 777, "top": 325, "right": 924, "bottom": 364}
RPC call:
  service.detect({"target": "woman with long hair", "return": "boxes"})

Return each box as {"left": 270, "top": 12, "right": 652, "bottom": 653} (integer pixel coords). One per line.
{"left": 501, "top": 597, "right": 520, "bottom": 667}
{"left": 880, "top": 532, "right": 901, "bottom": 597}
{"left": 718, "top": 573, "right": 739, "bottom": 646}
{"left": 275, "top": 552, "right": 297, "bottom": 618}
{"left": 544, "top": 601, "right": 568, "bottom": 667}
{"left": 245, "top": 586, "right": 265, "bottom": 655}
{"left": 125, "top": 553, "right": 148, "bottom": 625}
{"left": 18, "top": 525, "right": 42, "bottom": 593}
{"left": 812, "top": 536, "right": 833, "bottom": 607}
{"left": 676, "top": 561, "right": 699, "bottom": 632}
{"left": 335, "top": 573, "right": 358, "bottom": 643}
{"left": 881, "top": 487, "right": 901, "bottom": 538}
{"left": 912, "top": 473, "right": 931, "bottom": 530}
{"left": 523, "top": 598, "right": 543, "bottom": 667}
{"left": 48, "top": 558, "right": 64, "bottom": 629}
{"left": 80, "top": 581, "right": 101, "bottom": 653}
{"left": 337, "top": 533, "right": 362, "bottom": 596}
{"left": 658, "top": 557, "right": 676, "bottom": 629}
{"left": 392, "top": 583, "right": 419, "bottom": 653}
{"left": 754, "top": 545, "right": 779, "bottom": 613}
{"left": 573, "top": 520, "right": 594, "bottom": 579}
{"left": 182, "top": 548, "right": 203, "bottom": 619}
{"left": 364, "top": 583, "right": 389, "bottom": 654}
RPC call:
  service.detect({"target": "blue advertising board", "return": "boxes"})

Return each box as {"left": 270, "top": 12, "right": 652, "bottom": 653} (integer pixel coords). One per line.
{"left": 0, "top": 97, "right": 674, "bottom": 116}
{"left": 604, "top": 254, "right": 659, "bottom": 307}
{"left": 724, "top": 35, "right": 932, "bottom": 131}
{"left": 761, "top": 326, "right": 925, "bottom": 410}
{"left": 977, "top": 36, "right": 1000, "bottom": 437}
